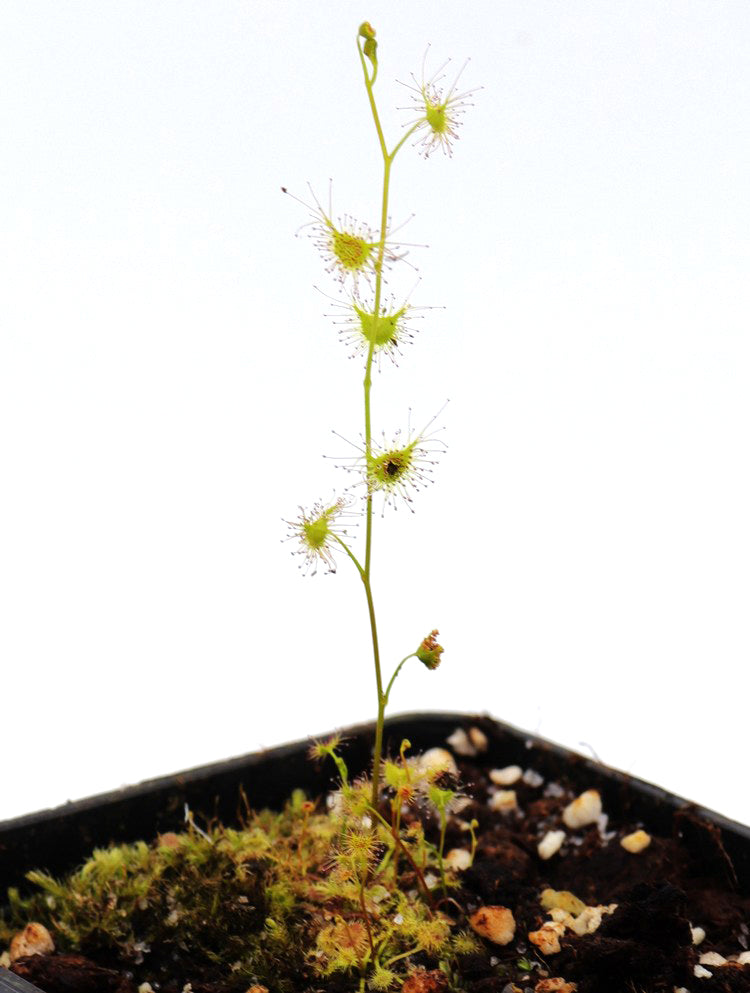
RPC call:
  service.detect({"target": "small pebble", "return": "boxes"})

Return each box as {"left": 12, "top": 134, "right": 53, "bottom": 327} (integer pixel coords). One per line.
{"left": 447, "top": 727, "right": 476, "bottom": 756}
{"left": 469, "top": 905, "right": 516, "bottom": 945}
{"left": 445, "top": 848, "right": 472, "bottom": 871}
{"left": 490, "top": 765, "right": 523, "bottom": 786}
{"left": 327, "top": 791, "right": 345, "bottom": 817}
{"left": 535, "top": 981, "right": 577, "bottom": 993}
{"left": 699, "top": 952, "right": 727, "bottom": 966}
{"left": 693, "top": 964, "right": 712, "bottom": 978}
{"left": 523, "top": 768, "right": 544, "bottom": 788}
{"left": 9, "top": 922, "right": 55, "bottom": 962}
{"left": 489, "top": 789, "right": 518, "bottom": 813}
{"left": 402, "top": 971, "right": 450, "bottom": 993}
{"left": 738, "top": 951, "right": 750, "bottom": 964}
{"left": 620, "top": 829, "right": 651, "bottom": 854}
{"left": 541, "top": 888, "right": 586, "bottom": 917}
{"left": 567, "top": 905, "right": 616, "bottom": 936}
{"left": 691, "top": 926, "right": 706, "bottom": 945}
{"left": 469, "top": 726, "right": 489, "bottom": 752}
{"left": 528, "top": 921, "right": 565, "bottom": 955}
{"left": 537, "top": 830, "right": 566, "bottom": 860}
{"left": 138, "top": 985, "right": 155, "bottom": 993}
{"left": 541, "top": 894, "right": 617, "bottom": 940}
{"left": 562, "top": 789, "right": 602, "bottom": 829}
{"left": 415, "top": 748, "right": 459, "bottom": 777}
{"left": 157, "top": 832, "right": 182, "bottom": 849}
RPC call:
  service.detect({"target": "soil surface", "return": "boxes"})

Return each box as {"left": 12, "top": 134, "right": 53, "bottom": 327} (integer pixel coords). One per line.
{"left": 7, "top": 726, "right": 750, "bottom": 993}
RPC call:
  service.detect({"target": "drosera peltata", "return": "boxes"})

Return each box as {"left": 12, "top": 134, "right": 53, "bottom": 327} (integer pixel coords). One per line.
{"left": 283, "top": 21, "right": 477, "bottom": 808}
{"left": 3, "top": 23, "right": 481, "bottom": 993}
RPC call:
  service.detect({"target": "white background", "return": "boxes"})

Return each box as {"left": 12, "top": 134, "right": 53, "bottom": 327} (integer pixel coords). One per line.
{"left": 1, "top": 1, "right": 748, "bottom": 827}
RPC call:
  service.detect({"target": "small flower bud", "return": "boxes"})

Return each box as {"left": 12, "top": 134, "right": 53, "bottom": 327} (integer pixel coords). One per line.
{"left": 417, "top": 630, "right": 443, "bottom": 670}
{"left": 359, "top": 23, "right": 377, "bottom": 71}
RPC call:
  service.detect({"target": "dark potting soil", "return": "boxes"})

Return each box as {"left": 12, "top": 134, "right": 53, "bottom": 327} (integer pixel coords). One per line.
{"left": 6, "top": 721, "right": 750, "bottom": 993}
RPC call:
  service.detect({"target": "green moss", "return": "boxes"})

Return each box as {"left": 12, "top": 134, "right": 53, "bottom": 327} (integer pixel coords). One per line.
{"left": 2, "top": 749, "right": 471, "bottom": 991}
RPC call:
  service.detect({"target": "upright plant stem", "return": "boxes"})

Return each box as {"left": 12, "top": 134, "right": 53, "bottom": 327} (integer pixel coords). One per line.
{"left": 357, "top": 36, "right": 392, "bottom": 807}
{"left": 365, "top": 153, "right": 394, "bottom": 807}
{"left": 357, "top": 36, "right": 419, "bottom": 806}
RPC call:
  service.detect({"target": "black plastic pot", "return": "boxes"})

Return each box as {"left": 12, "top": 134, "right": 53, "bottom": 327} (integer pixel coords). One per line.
{"left": 1, "top": 711, "right": 749, "bottom": 992}
{"left": 0, "top": 972, "right": 41, "bottom": 993}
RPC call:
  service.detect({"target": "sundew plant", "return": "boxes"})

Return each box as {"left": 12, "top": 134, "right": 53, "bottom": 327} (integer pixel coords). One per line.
{"left": 286, "top": 23, "right": 475, "bottom": 806}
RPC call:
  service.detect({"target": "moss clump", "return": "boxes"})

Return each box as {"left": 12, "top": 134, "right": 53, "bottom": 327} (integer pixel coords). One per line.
{"left": 1, "top": 745, "right": 475, "bottom": 992}
{"left": 1, "top": 816, "right": 303, "bottom": 991}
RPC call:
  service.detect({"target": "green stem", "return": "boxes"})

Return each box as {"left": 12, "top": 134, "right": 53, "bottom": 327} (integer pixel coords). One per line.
{"left": 359, "top": 881, "right": 375, "bottom": 958}
{"left": 356, "top": 34, "right": 423, "bottom": 809}
{"left": 389, "top": 120, "right": 423, "bottom": 160}
{"left": 385, "top": 945, "right": 421, "bottom": 968}
{"left": 366, "top": 576, "right": 386, "bottom": 806}
{"left": 357, "top": 37, "right": 387, "bottom": 160}
{"left": 333, "top": 530, "right": 384, "bottom": 807}
{"left": 359, "top": 37, "right": 396, "bottom": 809}
{"left": 437, "top": 808, "right": 448, "bottom": 893}
{"left": 332, "top": 535, "right": 365, "bottom": 580}
{"left": 366, "top": 804, "right": 435, "bottom": 909}
{"left": 384, "top": 653, "right": 417, "bottom": 707}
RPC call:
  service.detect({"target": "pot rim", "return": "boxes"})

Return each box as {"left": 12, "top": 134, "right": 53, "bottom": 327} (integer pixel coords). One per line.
{"left": 1, "top": 710, "right": 748, "bottom": 893}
